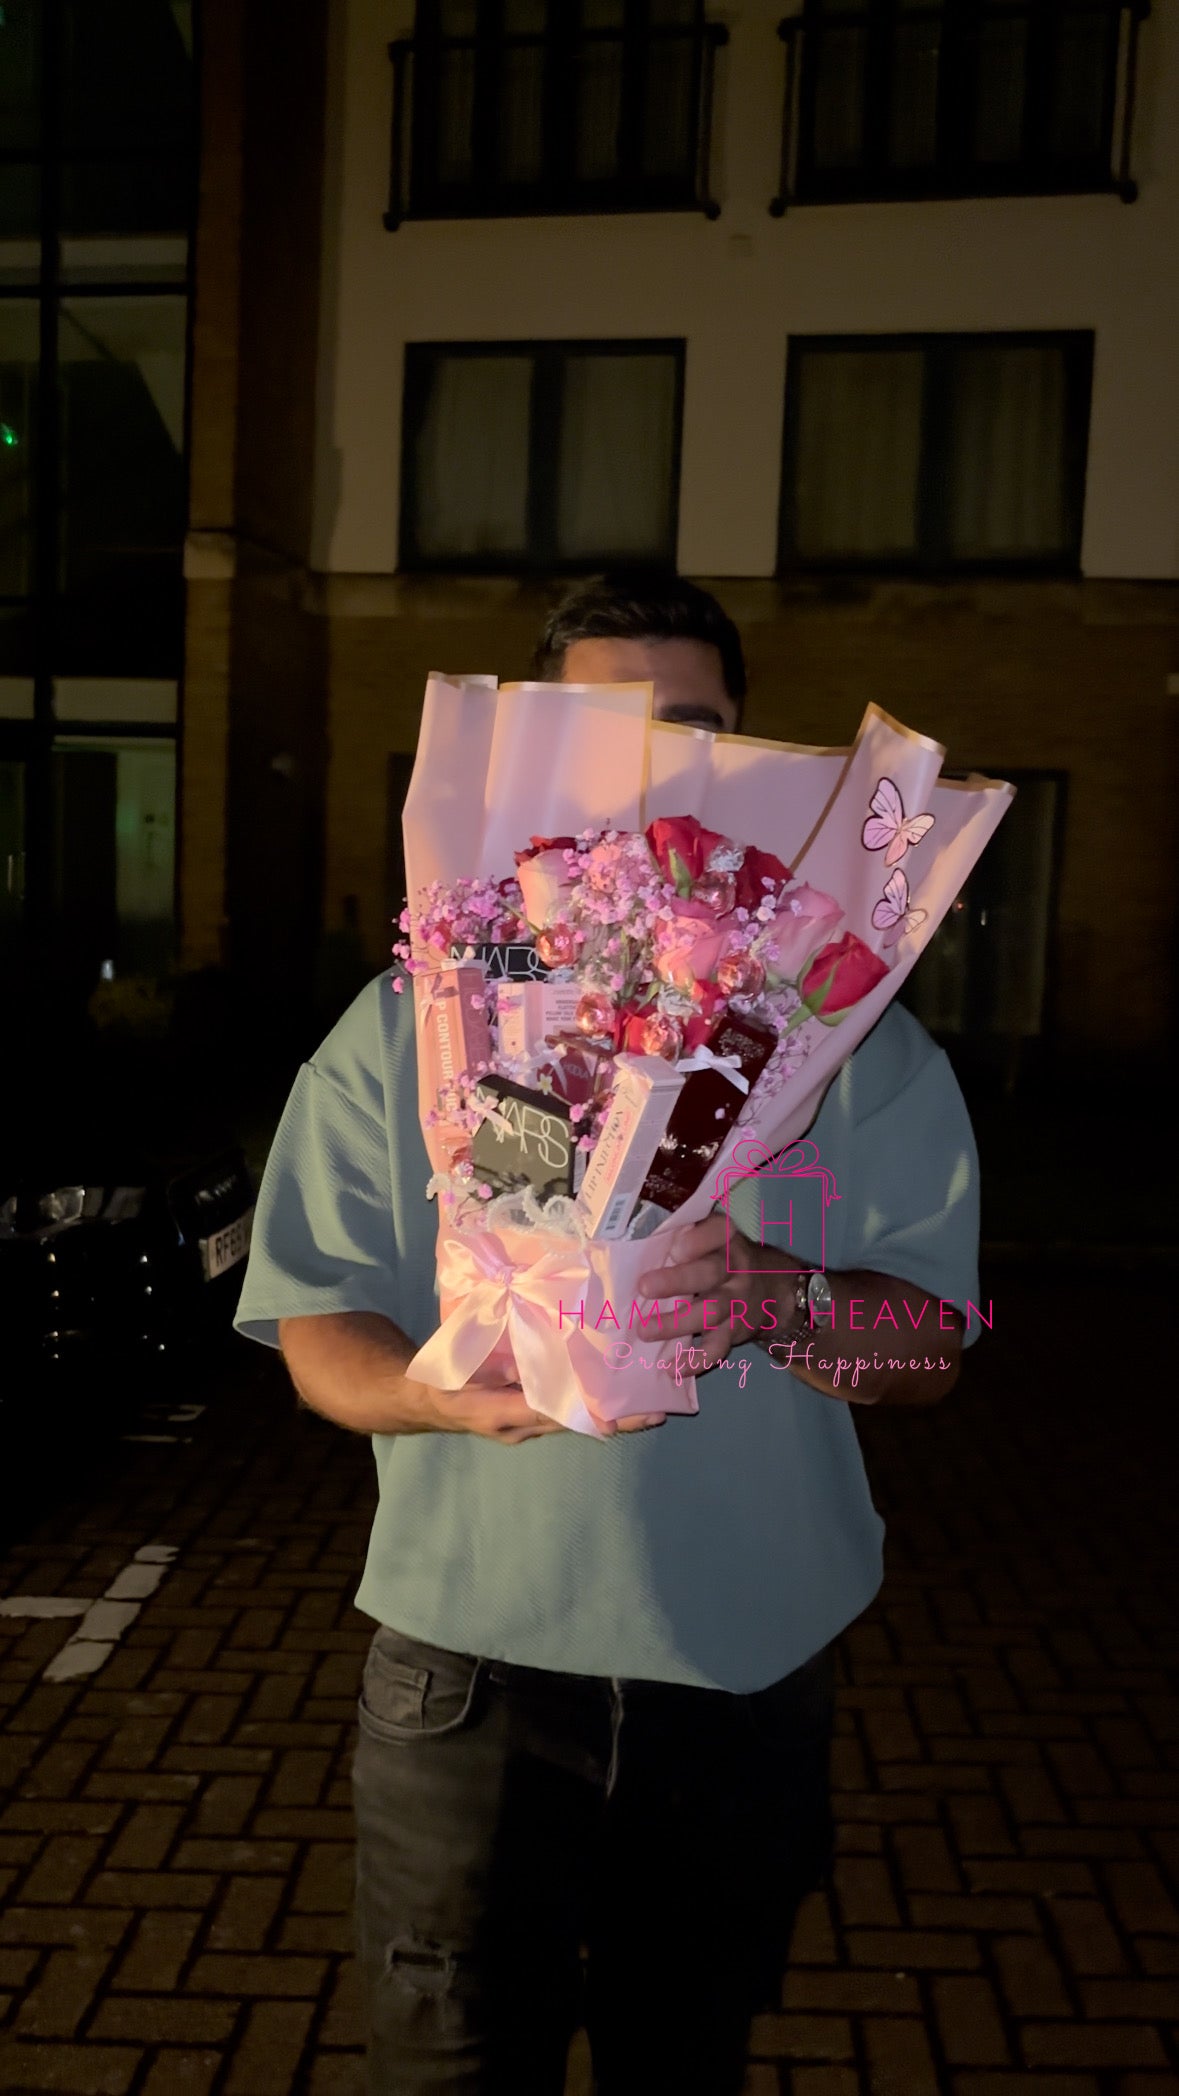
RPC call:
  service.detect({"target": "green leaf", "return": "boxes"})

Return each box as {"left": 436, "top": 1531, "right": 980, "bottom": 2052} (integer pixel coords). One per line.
{"left": 667, "top": 846, "right": 694, "bottom": 899}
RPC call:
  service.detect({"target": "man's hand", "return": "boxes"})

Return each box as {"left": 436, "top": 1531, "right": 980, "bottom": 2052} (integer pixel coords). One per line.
{"left": 278, "top": 1312, "right": 666, "bottom": 1444}
{"left": 636, "top": 1217, "right": 794, "bottom": 1373}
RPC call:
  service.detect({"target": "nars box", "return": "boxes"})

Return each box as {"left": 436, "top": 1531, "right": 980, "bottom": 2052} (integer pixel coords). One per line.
{"left": 576, "top": 1053, "right": 685, "bottom": 1241}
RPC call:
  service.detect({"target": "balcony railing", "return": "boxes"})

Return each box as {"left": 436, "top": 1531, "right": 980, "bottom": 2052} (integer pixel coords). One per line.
{"left": 770, "top": 0, "right": 1150, "bottom": 214}
{"left": 384, "top": 14, "right": 728, "bottom": 229}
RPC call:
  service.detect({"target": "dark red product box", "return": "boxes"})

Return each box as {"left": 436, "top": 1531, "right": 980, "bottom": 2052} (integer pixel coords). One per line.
{"left": 638, "top": 1011, "right": 776, "bottom": 1213}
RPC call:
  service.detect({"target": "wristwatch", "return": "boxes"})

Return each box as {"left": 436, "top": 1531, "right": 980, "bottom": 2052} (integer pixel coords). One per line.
{"left": 781, "top": 1268, "right": 833, "bottom": 1345}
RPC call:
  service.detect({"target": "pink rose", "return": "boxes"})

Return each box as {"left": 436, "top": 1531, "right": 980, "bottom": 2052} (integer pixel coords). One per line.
{"left": 654, "top": 902, "right": 730, "bottom": 993}
{"left": 755, "top": 884, "right": 844, "bottom": 987}
{"left": 799, "top": 933, "right": 889, "bottom": 1018}
{"left": 514, "top": 843, "right": 577, "bottom": 929}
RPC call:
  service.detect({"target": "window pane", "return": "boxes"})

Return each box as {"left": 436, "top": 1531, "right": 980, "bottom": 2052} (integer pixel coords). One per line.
{"left": 58, "top": 295, "right": 187, "bottom": 599}
{"left": 641, "top": 26, "right": 697, "bottom": 181}
{"left": 1049, "top": 7, "right": 1113, "bottom": 161}
{"left": 582, "top": 1, "right": 625, "bottom": 25}
{"left": 51, "top": 735, "right": 176, "bottom": 978}
{"left": 576, "top": 37, "right": 624, "bottom": 180}
{"left": 498, "top": 44, "right": 546, "bottom": 185}
{"left": 810, "top": 28, "right": 868, "bottom": 168}
{"left": 0, "top": 162, "right": 39, "bottom": 244}
{"left": 888, "top": 17, "right": 940, "bottom": 168}
{"left": 791, "top": 349, "right": 923, "bottom": 558}
{"left": 972, "top": 13, "right": 1028, "bottom": 163}
{"left": 0, "top": 0, "right": 40, "bottom": 150}
{"left": 504, "top": 0, "right": 546, "bottom": 27}
{"left": 434, "top": 47, "right": 477, "bottom": 185}
{"left": 60, "top": 155, "right": 192, "bottom": 239}
{"left": 0, "top": 758, "right": 26, "bottom": 962}
{"left": 411, "top": 355, "right": 533, "bottom": 559}
{"left": 0, "top": 677, "right": 34, "bottom": 720}
{"left": 0, "top": 300, "right": 38, "bottom": 599}
{"left": 61, "top": 0, "right": 194, "bottom": 154}
{"left": 556, "top": 352, "right": 678, "bottom": 560}
{"left": 945, "top": 344, "right": 1070, "bottom": 559}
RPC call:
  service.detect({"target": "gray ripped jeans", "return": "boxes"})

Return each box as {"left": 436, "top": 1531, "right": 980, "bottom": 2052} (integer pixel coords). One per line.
{"left": 352, "top": 1624, "right": 836, "bottom": 2095}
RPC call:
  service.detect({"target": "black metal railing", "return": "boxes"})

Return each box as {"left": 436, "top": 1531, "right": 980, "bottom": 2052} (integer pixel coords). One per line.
{"left": 385, "top": 16, "right": 728, "bottom": 229}
{"left": 770, "top": 0, "right": 1150, "bottom": 214}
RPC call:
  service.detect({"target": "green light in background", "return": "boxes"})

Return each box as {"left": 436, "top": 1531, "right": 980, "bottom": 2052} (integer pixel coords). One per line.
{"left": 0, "top": 424, "right": 18, "bottom": 449}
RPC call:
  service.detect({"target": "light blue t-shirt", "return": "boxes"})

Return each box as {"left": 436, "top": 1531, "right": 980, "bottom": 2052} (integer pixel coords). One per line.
{"left": 236, "top": 975, "right": 980, "bottom": 1692}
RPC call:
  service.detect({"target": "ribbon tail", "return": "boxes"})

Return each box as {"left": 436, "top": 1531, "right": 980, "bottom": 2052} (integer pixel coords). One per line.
{"left": 408, "top": 1292, "right": 511, "bottom": 1391}
{"left": 508, "top": 1297, "right": 590, "bottom": 1428}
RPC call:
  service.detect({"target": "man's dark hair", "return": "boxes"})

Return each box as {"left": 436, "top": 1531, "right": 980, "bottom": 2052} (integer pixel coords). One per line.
{"left": 531, "top": 570, "right": 747, "bottom": 709}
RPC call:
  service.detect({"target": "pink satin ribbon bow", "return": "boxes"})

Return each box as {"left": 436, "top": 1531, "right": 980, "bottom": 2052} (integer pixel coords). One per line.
{"left": 408, "top": 1227, "right": 592, "bottom": 1424}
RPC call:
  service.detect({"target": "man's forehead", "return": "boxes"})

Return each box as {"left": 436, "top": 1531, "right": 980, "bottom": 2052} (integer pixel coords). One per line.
{"left": 559, "top": 635, "right": 730, "bottom": 718}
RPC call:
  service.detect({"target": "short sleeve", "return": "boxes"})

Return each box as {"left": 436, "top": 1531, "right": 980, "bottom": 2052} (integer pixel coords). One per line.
{"left": 234, "top": 977, "right": 440, "bottom": 1351}
{"left": 840, "top": 1037, "right": 983, "bottom": 1347}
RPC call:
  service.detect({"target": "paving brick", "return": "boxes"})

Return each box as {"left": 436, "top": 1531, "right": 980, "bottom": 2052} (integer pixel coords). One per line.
{"left": 207, "top": 1877, "right": 285, "bottom": 1951}
{"left": 85, "top": 1873, "right": 218, "bottom": 1909}
{"left": 848, "top": 1931, "right": 983, "bottom": 1970}
{"left": 19, "top": 1836, "right": 103, "bottom": 1905}
{"left": 173, "top": 1839, "right": 296, "bottom": 1874}
{"left": 0, "top": 2039, "right": 142, "bottom": 2092}
{"left": 90, "top": 1997, "right": 238, "bottom": 2044}
{"left": 112, "top": 1913, "right": 201, "bottom": 1992}
{"left": 139, "top": 2051, "right": 223, "bottom": 2096}
{"left": 104, "top": 1807, "right": 184, "bottom": 1873}
{"left": 789, "top": 2073, "right": 859, "bottom": 2096}
{"left": 993, "top": 1934, "right": 1074, "bottom": 2018}
{"left": 863, "top": 2014, "right": 942, "bottom": 2094}
{"left": 185, "top": 1953, "right": 328, "bottom": 1996}
{"left": 290, "top": 1843, "right": 354, "bottom": 1913}
{"left": 1021, "top": 2022, "right": 1169, "bottom": 2069}
{"left": 1051, "top": 1897, "right": 1131, "bottom": 1976}
{"left": 13, "top": 1947, "right": 113, "bottom": 2036}
{"left": 223, "top": 2000, "right": 316, "bottom": 2094}
{"left": 781, "top": 1970, "right": 922, "bottom": 2016}
{"left": 932, "top": 1975, "right": 1011, "bottom": 2066}
{"left": 747, "top": 2014, "right": 854, "bottom": 2060}
{"left": 833, "top": 1857, "right": 902, "bottom": 1929}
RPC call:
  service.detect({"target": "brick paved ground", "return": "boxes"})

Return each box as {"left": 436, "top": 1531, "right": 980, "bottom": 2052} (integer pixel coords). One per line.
{"left": 0, "top": 1271, "right": 1176, "bottom": 2095}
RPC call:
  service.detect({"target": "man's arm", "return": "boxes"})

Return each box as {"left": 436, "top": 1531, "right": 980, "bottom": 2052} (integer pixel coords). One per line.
{"left": 637, "top": 1219, "right": 961, "bottom": 1407}
{"left": 279, "top": 1311, "right": 667, "bottom": 1442}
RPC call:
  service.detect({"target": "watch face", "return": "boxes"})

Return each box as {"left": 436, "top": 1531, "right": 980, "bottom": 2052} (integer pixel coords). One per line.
{"left": 807, "top": 1272, "right": 833, "bottom": 1317}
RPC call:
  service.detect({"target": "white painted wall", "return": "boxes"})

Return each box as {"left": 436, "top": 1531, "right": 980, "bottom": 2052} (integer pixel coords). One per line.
{"left": 312, "top": 0, "right": 1179, "bottom": 581}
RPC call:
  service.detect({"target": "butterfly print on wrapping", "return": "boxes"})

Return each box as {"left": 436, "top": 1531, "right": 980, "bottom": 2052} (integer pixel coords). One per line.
{"left": 861, "top": 777, "right": 936, "bottom": 867}
{"left": 871, "top": 866, "right": 928, "bottom": 948}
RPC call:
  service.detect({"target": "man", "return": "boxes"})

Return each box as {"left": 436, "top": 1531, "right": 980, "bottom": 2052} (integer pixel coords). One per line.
{"left": 235, "top": 572, "right": 980, "bottom": 2095}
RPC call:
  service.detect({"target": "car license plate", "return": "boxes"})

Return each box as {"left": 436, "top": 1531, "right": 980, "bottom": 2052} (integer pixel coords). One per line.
{"left": 200, "top": 1206, "right": 254, "bottom": 1282}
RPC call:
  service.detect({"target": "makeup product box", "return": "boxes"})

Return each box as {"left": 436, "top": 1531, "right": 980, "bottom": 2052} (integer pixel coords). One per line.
{"left": 496, "top": 980, "right": 585, "bottom": 1062}
{"left": 638, "top": 1012, "right": 776, "bottom": 1213}
{"left": 418, "top": 963, "right": 493, "bottom": 1167}
{"left": 451, "top": 940, "right": 548, "bottom": 981}
{"left": 470, "top": 1076, "right": 577, "bottom": 1200}
{"left": 576, "top": 1053, "right": 686, "bottom": 1241}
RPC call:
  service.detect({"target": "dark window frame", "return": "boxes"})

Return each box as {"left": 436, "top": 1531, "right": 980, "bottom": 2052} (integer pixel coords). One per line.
{"left": 778, "top": 330, "right": 1094, "bottom": 578}
{"left": 783, "top": 0, "right": 1139, "bottom": 209}
{"left": 399, "top": 337, "right": 686, "bottom": 575}
{"left": 387, "top": 0, "right": 727, "bottom": 226}
{"left": 0, "top": 0, "right": 196, "bottom": 970}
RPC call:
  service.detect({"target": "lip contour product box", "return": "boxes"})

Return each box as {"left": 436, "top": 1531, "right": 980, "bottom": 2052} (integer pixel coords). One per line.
{"left": 418, "top": 962, "right": 492, "bottom": 1165}
{"left": 496, "top": 980, "right": 585, "bottom": 1062}
{"left": 576, "top": 1053, "right": 685, "bottom": 1241}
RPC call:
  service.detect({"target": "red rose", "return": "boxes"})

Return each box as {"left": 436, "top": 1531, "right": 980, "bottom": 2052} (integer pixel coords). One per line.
{"left": 681, "top": 982, "right": 729, "bottom": 1050}
{"left": 799, "top": 933, "right": 888, "bottom": 1018}
{"left": 514, "top": 834, "right": 580, "bottom": 865}
{"left": 733, "top": 844, "right": 793, "bottom": 913}
{"left": 645, "top": 816, "right": 728, "bottom": 897}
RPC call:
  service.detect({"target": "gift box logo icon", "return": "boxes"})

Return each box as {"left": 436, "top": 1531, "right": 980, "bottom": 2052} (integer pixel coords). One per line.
{"left": 712, "top": 1137, "right": 841, "bottom": 1275}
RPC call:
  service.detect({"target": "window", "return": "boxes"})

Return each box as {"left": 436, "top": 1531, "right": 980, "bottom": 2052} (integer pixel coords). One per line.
{"left": 0, "top": 0, "right": 194, "bottom": 977}
{"left": 779, "top": 333, "right": 1093, "bottom": 573}
{"left": 391, "top": 0, "right": 726, "bottom": 222}
{"left": 401, "top": 341, "right": 684, "bottom": 570}
{"left": 791, "top": 0, "right": 1131, "bottom": 203}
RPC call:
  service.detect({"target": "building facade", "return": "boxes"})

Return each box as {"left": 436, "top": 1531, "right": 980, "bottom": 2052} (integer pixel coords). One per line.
{"left": 180, "top": 0, "right": 1178, "bottom": 1080}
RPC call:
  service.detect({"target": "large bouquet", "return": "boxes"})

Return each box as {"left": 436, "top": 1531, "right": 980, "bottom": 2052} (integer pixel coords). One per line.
{"left": 400, "top": 678, "right": 1012, "bottom": 1437}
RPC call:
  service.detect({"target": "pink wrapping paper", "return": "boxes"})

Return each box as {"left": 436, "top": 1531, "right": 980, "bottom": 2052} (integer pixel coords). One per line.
{"left": 404, "top": 678, "right": 1013, "bottom": 1433}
